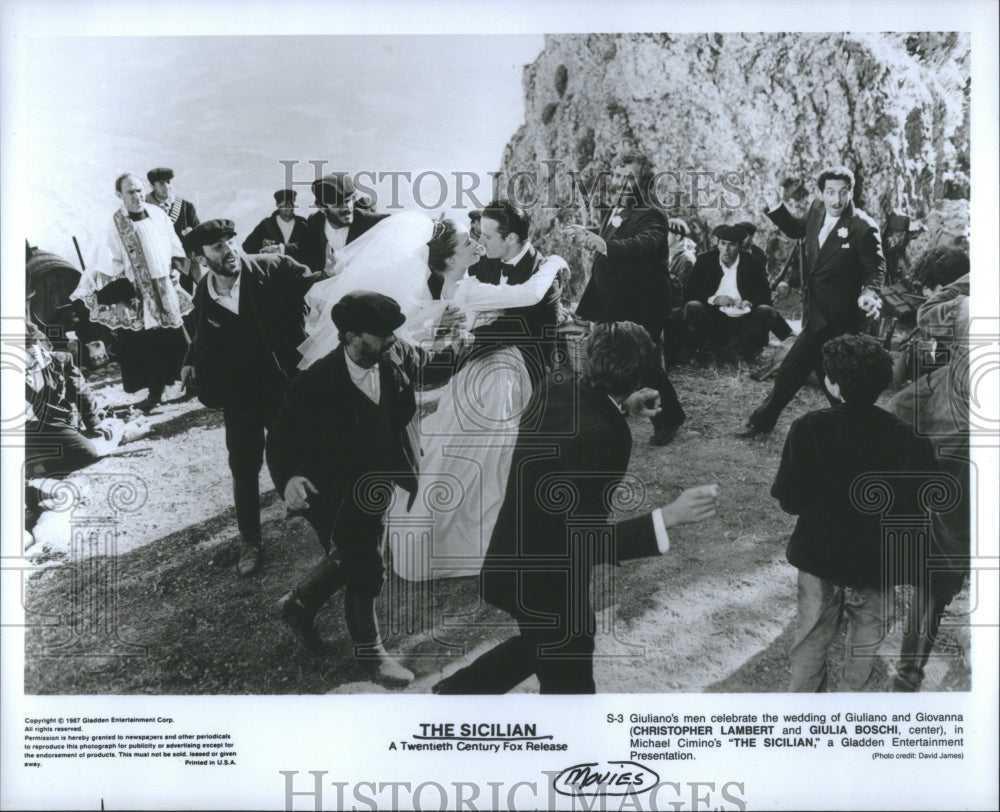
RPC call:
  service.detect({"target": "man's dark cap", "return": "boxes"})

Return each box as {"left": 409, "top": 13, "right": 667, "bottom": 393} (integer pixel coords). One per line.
{"left": 187, "top": 219, "right": 237, "bottom": 248}
{"left": 733, "top": 220, "right": 758, "bottom": 237}
{"left": 312, "top": 173, "right": 356, "bottom": 206}
{"left": 147, "top": 167, "right": 175, "bottom": 183}
{"left": 712, "top": 224, "right": 748, "bottom": 242}
{"left": 331, "top": 291, "right": 406, "bottom": 337}
{"left": 274, "top": 189, "right": 297, "bottom": 205}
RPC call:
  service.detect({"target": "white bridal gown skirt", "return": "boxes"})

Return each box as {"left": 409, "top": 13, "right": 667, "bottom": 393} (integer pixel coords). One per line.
{"left": 389, "top": 346, "right": 532, "bottom": 581}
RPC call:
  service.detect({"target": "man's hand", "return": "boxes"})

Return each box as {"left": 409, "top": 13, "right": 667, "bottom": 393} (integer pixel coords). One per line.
{"left": 659, "top": 484, "right": 719, "bottom": 528}
{"left": 260, "top": 244, "right": 283, "bottom": 254}
{"left": 436, "top": 304, "right": 467, "bottom": 331}
{"left": 88, "top": 420, "right": 114, "bottom": 441}
{"left": 564, "top": 224, "right": 607, "bottom": 255}
{"left": 857, "top": 290, "right": 882, "bottom": 317}
{"left": 180, "top": 365, "right": 196, "bottom": 388}
{"left": 763, "top": 185, "right": 783, "bottom": 212}
{"left": 284, "top": 476, "right": 318, "bottom": 511}
{"left": 622, "top": 387, "right": 661, "bottom": 417}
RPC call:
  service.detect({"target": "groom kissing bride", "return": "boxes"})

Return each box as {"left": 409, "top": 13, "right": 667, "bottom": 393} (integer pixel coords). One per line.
{"left": 266, "top": 196, "right": 570, "bottom": 684}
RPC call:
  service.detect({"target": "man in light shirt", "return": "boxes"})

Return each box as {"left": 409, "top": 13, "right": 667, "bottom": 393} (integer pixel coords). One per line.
{"left": 181, "top": 219, "right": 331, "bottom": 577}
{"left": 241, "top": 189, "right": 310, "bottom": 257}
{"left": 298, "top": 173, "right": 387, "bottom": 274}
{"left": 682, "top": 224, "right": 788, "bottom": 361}
{"left": 740, "top": 165, "right": 885, "bottom": 437}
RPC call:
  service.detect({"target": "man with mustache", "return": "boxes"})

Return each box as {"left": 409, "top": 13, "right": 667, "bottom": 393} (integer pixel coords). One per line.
{"left": 181, "top": 219, "right": 332, "bottom": 576}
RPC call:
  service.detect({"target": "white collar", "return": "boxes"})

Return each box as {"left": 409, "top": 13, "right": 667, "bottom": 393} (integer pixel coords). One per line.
{"left": 501, "top": 240, "right": 532, "bottom": 267}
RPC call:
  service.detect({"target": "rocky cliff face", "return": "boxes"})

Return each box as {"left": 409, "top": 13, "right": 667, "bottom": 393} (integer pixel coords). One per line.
{"left": 498, "top": 32, "right": 969, "bottom": 297}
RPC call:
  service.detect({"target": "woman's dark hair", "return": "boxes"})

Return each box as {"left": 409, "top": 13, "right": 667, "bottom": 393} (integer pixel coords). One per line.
{"left": 583, "top": 321, "right": 655, "bottom": 395}
{"left": 427, "top": 219, "right": 460, "bottom": 274}
{"left": 911, "top": 246, "right": 970, "bottom": 291}
{"left": 481, "top": 199, "right": 531, "bottom": 243}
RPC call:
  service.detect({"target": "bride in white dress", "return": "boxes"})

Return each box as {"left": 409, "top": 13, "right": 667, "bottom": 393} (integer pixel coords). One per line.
{"left": 295, "top": 211, "right": 567, "bottom": 581}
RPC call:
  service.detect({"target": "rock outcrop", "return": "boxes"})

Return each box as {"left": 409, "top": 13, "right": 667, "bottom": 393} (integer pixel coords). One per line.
{"left": 497, "top": 33, "right": 969, "bottom": 298}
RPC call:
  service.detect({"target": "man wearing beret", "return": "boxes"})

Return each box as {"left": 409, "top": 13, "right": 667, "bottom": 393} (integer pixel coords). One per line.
{"left": 241, "top": 189, "right": 310, "bottom": 257}
{"left": 299, "top": 173, "right": 388, "bottom": 274}
{"left": 682, "top": 224, "right": 790, "bottom": 361}
{"left": 181, "top": 219, "right": 332, "bottom": 576}
{"left": 265, "top": 291, "right": 453, "bottom": 686}
{"left": 741, "top": 166, "right": 885, "bottom": 436}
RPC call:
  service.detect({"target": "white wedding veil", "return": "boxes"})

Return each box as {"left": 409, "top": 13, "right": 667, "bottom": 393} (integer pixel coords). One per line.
{"left": 296, "top": 211, "right": 440, "bottom": 368}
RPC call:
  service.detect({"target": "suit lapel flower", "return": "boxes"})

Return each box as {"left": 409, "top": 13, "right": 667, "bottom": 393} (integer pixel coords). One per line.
{"left": 610, "top": 214, "right": 623, "bottom": 229}
{"left": 836, "top": 226, "right": 848, "bottom": 239}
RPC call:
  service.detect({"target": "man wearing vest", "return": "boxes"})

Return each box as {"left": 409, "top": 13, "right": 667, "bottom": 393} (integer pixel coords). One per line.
{"left": 181, "top": 219, "right": 332, "bottom": 577}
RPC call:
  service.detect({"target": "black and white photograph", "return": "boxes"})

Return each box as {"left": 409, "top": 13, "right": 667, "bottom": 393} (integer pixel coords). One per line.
{"left": 2, "top": 1, "right": 997, "bottom": 810}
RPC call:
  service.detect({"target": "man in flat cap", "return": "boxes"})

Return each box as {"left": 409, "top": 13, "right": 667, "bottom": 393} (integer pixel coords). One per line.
{"left": 72, "top": 172, "right": 193, "bottom": 412}
{"left": 181, "top": 219, "right": 332, "bottom": 576}
{"left": 146, "top": 167, "right": 201, "bottom": 242}
{"left": 265, "top": 291, "right": 454, "bottom": 686}
{"left": 741, "top": 166, "right": 884, "bottom": 437}
{"left": 299, "top": 173, "right": 388, "bottom": 274}
{"left": 682, "top": 224, "right": 789, "bottom": 361}
{"left": 241, "top": 189, "right": 310, "bottom": 257}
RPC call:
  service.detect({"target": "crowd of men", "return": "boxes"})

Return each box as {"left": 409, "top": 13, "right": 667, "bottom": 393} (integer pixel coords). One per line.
{"left": 22, "top": 156, "right": 972, "bottom": 694}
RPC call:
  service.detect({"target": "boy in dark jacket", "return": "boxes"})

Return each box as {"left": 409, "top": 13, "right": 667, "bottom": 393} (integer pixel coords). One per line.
{"left": 772, "top": 334, "right": 937, "bottom": 691}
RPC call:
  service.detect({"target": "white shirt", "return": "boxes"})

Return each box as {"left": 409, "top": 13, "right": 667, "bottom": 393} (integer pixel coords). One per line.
{"left": 499, "top": 240, "right": 533, "bottom": 274}
{"left": 345, "top": 351, "right": 380, "bottom": 404}
{"left": 207, "top": 271, "right": 241, "bottom": 315}
{"left": 818, "top": 213, "right": 840, "bottom": 247}
{"left": 708, "top": 254, "right": 741, "bottom": 305}
{"left": 324, "top": 220, "right": 350, "bottom": 274}
{"left": 276, "top": 215, "right": 296, "bottom": 244}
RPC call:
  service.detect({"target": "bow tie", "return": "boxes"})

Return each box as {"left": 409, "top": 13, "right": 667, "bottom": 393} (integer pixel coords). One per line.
{"left": 128, "top": 210, "right": 149, "bottom": 222}
{"left": 500, "top": 261, "right": 515, "bottom": 277}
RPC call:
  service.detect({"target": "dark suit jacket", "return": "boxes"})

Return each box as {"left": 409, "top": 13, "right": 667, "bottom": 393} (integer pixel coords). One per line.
{"left": 575, "top": 205, "right": 672, "bottom": 334}
{"left": 242, "top": 212, "right": 310, "bottom": 256}
{"left": 265, "top": 342, "right": 436, "bottom": 510}
{"left": 183, "top": 253, "right": 325, "bottom": 410}
{"left": 466, "top": 245, "right": 561, "bottom": 378}
{"left": 297, "top": 209, "right": 389, "bottom": 272}
{"left": 684, "top": 249, "right": 773, "bottom": 308}
{"left": 481, "top": 371, "right": 661, "bottom": 627}
{"left": 146, "top": 194, "right": 200, "bottom": 242}
{"left": 767, "top": 200, "right": 884, "bottom": 332}
{"left": 772, "top": 403, "right": 937, "bottom": 589}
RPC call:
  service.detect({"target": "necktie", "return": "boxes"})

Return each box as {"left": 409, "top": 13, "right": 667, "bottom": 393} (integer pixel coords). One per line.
{"left": 818, "top": 218, "right": 836, "bottom": 247}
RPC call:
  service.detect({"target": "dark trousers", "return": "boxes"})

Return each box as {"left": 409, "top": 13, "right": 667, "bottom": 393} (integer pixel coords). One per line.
{"left": 683, "top": 302, "right": 780, "bottom": 355}
{"left": 645, "top": 335, "right": 685, "bottom": 432}
{"left": 435, "top": 618, "right": 597, "bottom": 694}
{"left": 223, "top": 404, "right": 278, "bottom": 541}
{"left": 25, "top": 424, "right": 100, "bottom": 479}
{"left": 293, "top": 489, "right": 389, "bottom": 619}
{"left": 749, "top": 325, "right": 842, "bottom": 430}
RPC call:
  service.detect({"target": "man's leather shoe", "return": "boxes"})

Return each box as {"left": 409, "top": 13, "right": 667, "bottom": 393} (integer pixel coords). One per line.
{"left": 649, "top": 426, "right": 679, "bottom": 446}
{"left": 356, "top": 645, "right": 414, "bottom": 687}
{"left": 278, "top": 592, "right": 324, "bottom": 651}
{"left": 236, "top": 539, "right": 263, "bottom": 576}
{"left": 736, "top": 421, "right": 772, "bottom": 439}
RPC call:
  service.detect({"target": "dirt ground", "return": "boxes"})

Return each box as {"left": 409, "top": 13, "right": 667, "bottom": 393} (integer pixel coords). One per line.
{"left": 21, "top": 337, "right": 971, "bottom": 696}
